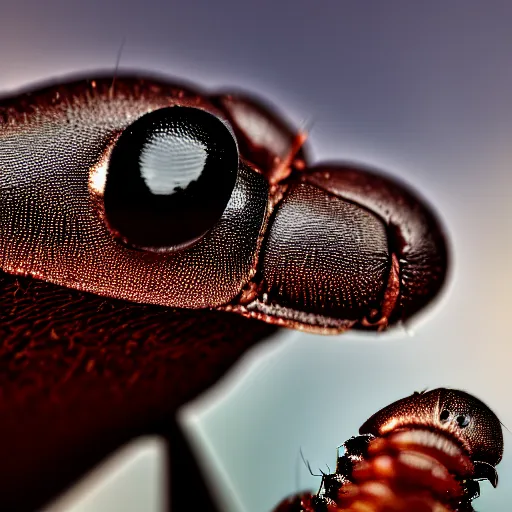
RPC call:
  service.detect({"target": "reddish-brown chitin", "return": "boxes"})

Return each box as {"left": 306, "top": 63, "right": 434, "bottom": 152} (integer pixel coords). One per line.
{"left": 0, "top": 75, "right": 448, "bottom": 334}
{"left": 273, "top": 389, "right": 503, "bottom": 512}
{"left": 0, "top": 75, "right": 449, "bottom": 511}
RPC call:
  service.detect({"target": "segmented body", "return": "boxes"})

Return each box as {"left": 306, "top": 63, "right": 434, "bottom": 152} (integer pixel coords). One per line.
{"left": 274, "top": 389, "right": 503, "bottom": 512}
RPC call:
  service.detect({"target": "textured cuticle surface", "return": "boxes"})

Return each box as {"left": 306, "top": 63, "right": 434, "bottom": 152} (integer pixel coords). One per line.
{"left": 260, "top": 182, "right": 390, "bottom": 319}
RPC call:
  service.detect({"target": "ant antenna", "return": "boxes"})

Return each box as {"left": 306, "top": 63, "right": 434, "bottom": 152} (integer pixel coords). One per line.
{"left": 299, "top": 448, "right": 323, "bottom": 478}
{"left": 109, "top": 37, "right": 127, "bottom": 99}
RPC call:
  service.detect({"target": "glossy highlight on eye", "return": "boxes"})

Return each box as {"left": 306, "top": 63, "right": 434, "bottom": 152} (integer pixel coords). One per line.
{"left": 104, "top": 106, "right": 239, "bottom": 251}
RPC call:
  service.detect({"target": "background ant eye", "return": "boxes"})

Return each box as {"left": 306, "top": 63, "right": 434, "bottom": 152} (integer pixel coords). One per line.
{"left": 456, "top": 414, "right": 471, "bottom": 428}
{"left": 104, "top": 106, "right": 239, "bottom": 251}
{"left": 440, "top": 410, "right": 450, "bottom": 422}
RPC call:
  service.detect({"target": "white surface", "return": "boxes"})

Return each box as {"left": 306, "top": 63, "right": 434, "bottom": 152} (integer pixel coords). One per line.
{"left": 45, "top": 437, "right": 166, "bottom": 512}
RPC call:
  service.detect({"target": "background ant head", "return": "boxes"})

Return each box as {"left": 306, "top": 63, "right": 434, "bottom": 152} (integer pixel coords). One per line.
{"left": 359, "top": 388, "right": 503, "bottom": 468}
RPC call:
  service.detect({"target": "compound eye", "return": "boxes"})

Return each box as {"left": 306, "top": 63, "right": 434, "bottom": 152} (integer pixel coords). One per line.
{"left": 104, "top": 106, "right": 239, "bottom": 251}
{"left": 440, "top": 409, "right": 451, "bottom": 422}
{"left": 456, "top": 414, "right": 471, "bottom": 428}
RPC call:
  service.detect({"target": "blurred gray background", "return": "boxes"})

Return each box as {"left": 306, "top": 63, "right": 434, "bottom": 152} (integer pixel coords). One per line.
{"left": 3, "top": 1, "right": 511, "bottom": 510}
